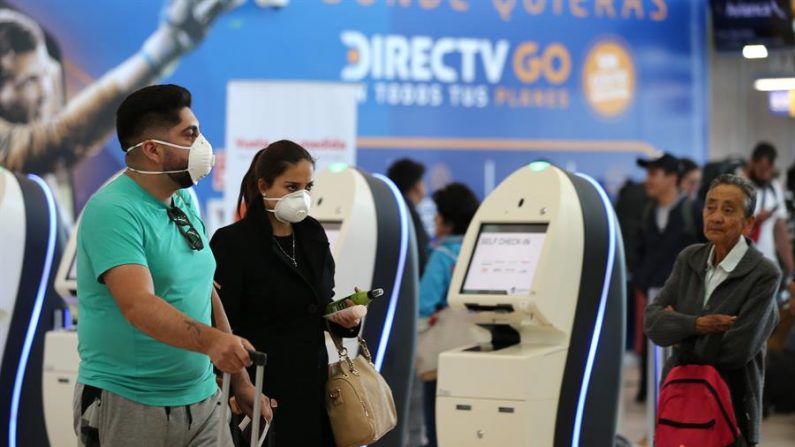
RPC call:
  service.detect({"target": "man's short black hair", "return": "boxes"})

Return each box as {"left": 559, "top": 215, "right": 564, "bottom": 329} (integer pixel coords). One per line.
{"left": 433, "top": 182, "right": 480, "bottom": 235}
{"left": 386, "top": 158, "right": 425, "bottom": 194}
{"left": 751, "top": 141, "right": 777, "bottom": 164}
{"left": 116, "top": 84, "right": 192, "bottom": 151}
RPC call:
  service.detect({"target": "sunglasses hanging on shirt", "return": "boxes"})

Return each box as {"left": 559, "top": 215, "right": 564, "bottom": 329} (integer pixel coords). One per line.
{"left": 167, "top": 202, "right": 204, "bottom": 251}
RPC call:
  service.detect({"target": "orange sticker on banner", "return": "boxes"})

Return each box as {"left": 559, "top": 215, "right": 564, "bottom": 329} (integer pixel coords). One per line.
{"left": 583, "top": 39, "right": 636, "bottom": 118}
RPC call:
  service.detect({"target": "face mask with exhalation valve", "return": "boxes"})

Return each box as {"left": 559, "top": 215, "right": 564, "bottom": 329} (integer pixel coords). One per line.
{"left": 126, "top": 134, "right": 215, "bottom": 188}
{"left": 262, "top": 189, "right": 311, "bottom": 223}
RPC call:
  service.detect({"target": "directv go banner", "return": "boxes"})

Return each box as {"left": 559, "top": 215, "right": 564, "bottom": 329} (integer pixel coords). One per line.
{"left": 327, "top": 0, "right": 707, "bottom": 195}
{"left": 12, "top": 0, "right": 706, "bottom": 209}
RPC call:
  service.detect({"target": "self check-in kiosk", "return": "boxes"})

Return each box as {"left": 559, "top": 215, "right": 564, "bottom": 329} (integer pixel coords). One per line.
{"left": 0, "top": 167, "right": 66, "bottom": 447}
{"left": 436, "top": 163, "right": 626, "bottom": 446}
{"left": 311, "top": 165, "right": 418, "bottom": 447}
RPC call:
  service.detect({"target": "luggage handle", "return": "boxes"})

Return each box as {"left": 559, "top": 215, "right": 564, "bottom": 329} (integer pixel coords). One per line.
{"left": 248, "top": 350, "right": 267, "bottom": 367}
{"left": 218, "top": 350, "right": 268, "bottom": 447}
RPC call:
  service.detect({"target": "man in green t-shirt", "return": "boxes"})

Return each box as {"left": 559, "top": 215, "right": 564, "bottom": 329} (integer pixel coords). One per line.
{"left": 74, "top": 84, "right": 272, "bottom": 446}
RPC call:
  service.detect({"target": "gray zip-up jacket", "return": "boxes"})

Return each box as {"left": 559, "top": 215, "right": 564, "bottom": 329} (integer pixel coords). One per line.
{"left": 644, "top": 240, "right": 780, "bottom": 444}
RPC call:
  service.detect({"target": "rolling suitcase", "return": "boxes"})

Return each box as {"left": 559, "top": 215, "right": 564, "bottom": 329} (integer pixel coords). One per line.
{"left": 218, "top": 351, "right": 268, "bottom": 447}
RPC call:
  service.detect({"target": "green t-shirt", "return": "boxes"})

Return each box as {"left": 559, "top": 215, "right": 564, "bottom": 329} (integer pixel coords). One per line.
{"left": 76, "top": 174, "right": 216, "bottom": 406}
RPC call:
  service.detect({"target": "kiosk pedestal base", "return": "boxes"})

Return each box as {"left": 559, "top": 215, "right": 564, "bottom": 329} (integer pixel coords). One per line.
{"left": 43, "top": 330, "right": 78, "bottom": 447}
{"left": 437, "top": 344, "right": 567, "bottom": 447}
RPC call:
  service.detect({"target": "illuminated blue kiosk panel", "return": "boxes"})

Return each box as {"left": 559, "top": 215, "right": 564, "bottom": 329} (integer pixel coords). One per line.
{"left": 311, "top": 166, "right": 418, "bottom": 447}
{"left": 436, "top": 163, "right": 625, "bottom": 446}
{"left": 0, "top": 168, "right": 66, "bottom": 447}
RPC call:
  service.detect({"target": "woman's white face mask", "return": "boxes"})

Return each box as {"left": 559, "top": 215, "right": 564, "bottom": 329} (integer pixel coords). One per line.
{"left": 262, "top": 190, "right": 311, "bottom": 224}
{"left": 126, "top": 134, "right": 215, "bottom": 188}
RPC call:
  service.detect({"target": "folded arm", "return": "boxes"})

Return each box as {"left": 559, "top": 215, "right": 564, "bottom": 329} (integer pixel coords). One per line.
{"left": 644, "top": 254, "right": 700, "bottom": 346}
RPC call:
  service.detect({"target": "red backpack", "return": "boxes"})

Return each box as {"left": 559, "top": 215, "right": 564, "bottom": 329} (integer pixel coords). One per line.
{"left": 655, "top": 365, "right": 741, "bottom": 447}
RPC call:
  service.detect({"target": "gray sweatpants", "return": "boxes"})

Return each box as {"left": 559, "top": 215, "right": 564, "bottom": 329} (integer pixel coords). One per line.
{"left": 73, "top": 383, "right": 233, "bottom": 447}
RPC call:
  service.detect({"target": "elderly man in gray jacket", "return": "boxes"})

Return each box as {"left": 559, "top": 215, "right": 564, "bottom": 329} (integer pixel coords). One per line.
{"left": 645, "top": 173, "right": 780, "bottom": 446}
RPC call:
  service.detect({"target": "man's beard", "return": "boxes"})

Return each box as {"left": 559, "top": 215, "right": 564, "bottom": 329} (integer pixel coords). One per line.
{"left": 163, "top": 151, "right": 193, "bottom": 189}
{"left": 168, "top": 171, "right": 194, "bottom": 189}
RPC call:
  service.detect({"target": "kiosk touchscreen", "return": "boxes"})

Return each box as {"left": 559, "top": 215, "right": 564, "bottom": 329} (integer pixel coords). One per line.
{"left": 436, "top": 163, "right": 625, "bottom": 447}
{"left": 311, "top": 165, "right": 418, "bottom": 447}
{"left": 461, "top": 223, "right": 548, "bottom": 297}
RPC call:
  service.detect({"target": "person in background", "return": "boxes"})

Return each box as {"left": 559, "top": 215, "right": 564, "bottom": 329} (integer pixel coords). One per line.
{"left": 645, "top": 174, "right": 780, "bottom": 446}
{"left": 633, "top": 152, "right": 703, "bottom": 402}
{"left": 210, "top": 140, "right": 364, "bottom": 446}
{"left": 418, "top": 182, "right": 480, "bottom": 447}
{"left": 740, "top": 142, "right": 794, "bottom": 280}
{"left": 74, "top": 84, "right": 271, "bottom": 447}
{"left": 679, "top": 157, "right": 702, "bottom": 200}
{"left": 387, "top": 158, "right": 431, "bottom": 275}
{"left": 387, "top": 157, "right": 432, "bottom": 447}
{"left": 786, "top": 160, "right": 795, "bottom": 202}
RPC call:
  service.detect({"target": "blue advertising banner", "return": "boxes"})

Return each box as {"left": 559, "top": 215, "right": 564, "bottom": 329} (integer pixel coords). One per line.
{"left": 0, "top": 3, "right": 708, "bottom": 446}
{"left": 4, "top": 0, "right": 707, "bottom": 211}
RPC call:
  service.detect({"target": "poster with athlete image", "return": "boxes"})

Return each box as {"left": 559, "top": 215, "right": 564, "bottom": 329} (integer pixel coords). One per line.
{"left": 1, "top": 0, "right": 706, "bottom": 218}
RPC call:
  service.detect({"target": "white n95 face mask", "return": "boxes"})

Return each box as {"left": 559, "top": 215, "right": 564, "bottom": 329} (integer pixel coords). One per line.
{"left": 126, "top": 134, "right": 215, "bottom": 188}
{"left": 263, "top": 190, "right": 311, "bottom": 224}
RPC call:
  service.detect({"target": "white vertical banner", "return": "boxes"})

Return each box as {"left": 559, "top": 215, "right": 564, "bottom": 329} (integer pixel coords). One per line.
{"left": 224, "top": 80, "right": 360, "bottom": 223}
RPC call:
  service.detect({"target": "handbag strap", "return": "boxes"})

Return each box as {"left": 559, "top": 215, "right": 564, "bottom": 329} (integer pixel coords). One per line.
{"left": 330, "top": 333, "right": 346, "bottom": 355}
{"left": 357, "top": 336, "right": 373, "bottom": 363}
{"left": 330, "top": 334, "right": 375, "bottom": 364}
{"left": 330, "top": 333, "right": 357, "bottom": 374}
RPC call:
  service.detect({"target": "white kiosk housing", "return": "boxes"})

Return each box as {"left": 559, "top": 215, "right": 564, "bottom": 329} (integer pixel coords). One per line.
{"left": 0, "top": 168, "right": 66, "bottom": 447}
{"left": 311, "top": 165, "right": 418, "bottom": 447}
{"left": 436, "top": 163, "right": 625, "bottom": 446}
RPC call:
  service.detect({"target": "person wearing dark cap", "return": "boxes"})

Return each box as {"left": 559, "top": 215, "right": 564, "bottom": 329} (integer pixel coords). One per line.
{"left": 387, "top": 158, "right": 431, "bottom": 274}
{"left": 632, "top": 152, "right": 704, "bottom": 402}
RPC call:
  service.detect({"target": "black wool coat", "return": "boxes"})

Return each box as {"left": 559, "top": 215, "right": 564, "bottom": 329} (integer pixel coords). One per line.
{"left": 210, "top": 204, "right": 357, "bottom": 446}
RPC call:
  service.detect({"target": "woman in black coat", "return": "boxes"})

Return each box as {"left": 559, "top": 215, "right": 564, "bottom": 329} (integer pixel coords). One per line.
{"left": 210, "top": 140, "right": 364, "bottom": 446}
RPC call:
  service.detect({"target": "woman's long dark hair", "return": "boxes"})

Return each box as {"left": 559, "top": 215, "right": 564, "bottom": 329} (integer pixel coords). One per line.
{"left": 236, "top": 140, "right": 315, "bottom": 218}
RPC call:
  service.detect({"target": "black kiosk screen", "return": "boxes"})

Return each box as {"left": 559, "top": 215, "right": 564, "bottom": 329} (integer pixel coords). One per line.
{"left": 461, "top": 223, "right": 548, "bottom": 296}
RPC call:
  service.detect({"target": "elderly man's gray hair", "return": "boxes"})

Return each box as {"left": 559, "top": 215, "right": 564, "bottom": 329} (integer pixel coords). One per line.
{"left": 708, "top": 174, "right": 757, "bottom": 217}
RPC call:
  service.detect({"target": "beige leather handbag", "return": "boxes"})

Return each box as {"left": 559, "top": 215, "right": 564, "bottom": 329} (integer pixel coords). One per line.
{"left": 326, "top": 335, "right": 397, "bottom": 447}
